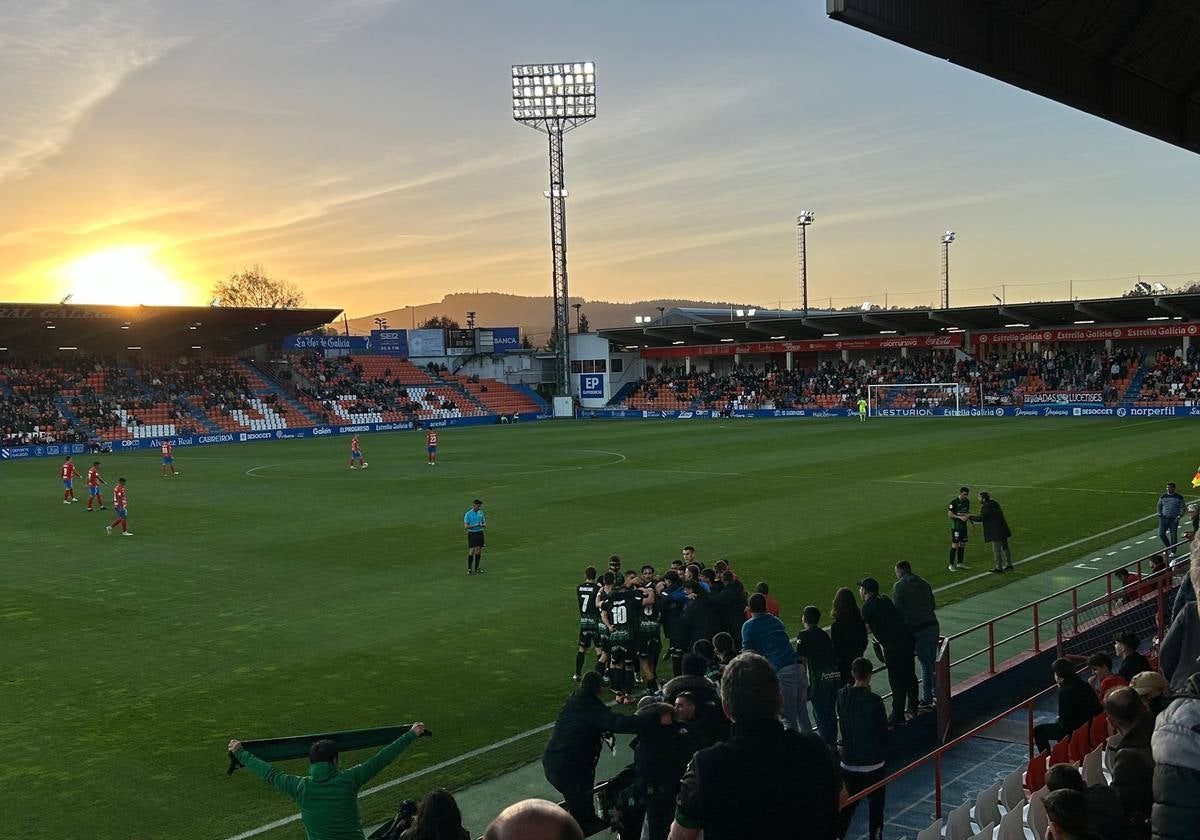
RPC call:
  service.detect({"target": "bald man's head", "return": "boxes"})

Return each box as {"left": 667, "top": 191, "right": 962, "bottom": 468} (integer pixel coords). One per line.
{"left": 483, "top": 799, "right": 583, "bottom": 840}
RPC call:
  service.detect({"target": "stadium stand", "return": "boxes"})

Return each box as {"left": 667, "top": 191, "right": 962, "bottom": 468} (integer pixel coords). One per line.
{"left": 1, "top": 350, "right": 541, "bottom": 443}
{"left": 611, "top": 346, "right": 1161, "bottom": 410}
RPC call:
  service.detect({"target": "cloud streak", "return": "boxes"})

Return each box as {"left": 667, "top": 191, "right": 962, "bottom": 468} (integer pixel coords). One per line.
{"left": 0, "top": 2, "right": 185, "bottom": 184}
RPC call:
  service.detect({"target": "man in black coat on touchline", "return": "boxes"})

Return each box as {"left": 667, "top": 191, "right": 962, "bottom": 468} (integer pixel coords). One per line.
{"left": 969, "top": 490, "right": 1014, "bottom": 573}
{"left": 542, "top": 672, "right": 667, "bottom": 831}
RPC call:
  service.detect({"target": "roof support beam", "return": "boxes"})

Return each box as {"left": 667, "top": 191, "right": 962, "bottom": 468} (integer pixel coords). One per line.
{"left": 997, "top": 306, "right": 1041, "bottom": 327}
{"left": 927, "top": 310, "right": 969, "bottom": 328}
{"left": 1074, "top": 301, "right": 1112, "bottom": 321}
{"left": 861, "top": 314, "right": 907, "bottom": 332}
{"left": 1153, "top": 296, "right": 1191, "bottom": 319}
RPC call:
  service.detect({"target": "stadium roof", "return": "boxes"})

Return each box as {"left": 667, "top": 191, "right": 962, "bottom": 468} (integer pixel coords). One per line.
{"left": 827, "top": 0, "right": 1200, "bottom": 156}
{"left": 597, "top": 293, "right": 1200, "bottom": 347}
{"left": 0, "top": 303, "right": 342, "bottom": 354}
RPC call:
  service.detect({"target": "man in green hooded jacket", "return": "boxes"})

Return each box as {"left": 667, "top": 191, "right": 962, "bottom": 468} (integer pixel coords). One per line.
{"left": 228, "top": 722, "right": 426, "bottom": 840}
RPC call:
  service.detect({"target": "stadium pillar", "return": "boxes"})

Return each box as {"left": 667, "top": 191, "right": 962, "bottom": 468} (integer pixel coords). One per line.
{"left": 785, "top": 351, "right": 793, "bottom": 371}
{"left": 685, "top": 356, "right": 691, "bottom": 374}
{"left": 734, "top": 353, "right": 741, "bottom": 365}
{"left": 1105, "top": 339, "right": 1113, "bottom": 352}
{"left": 1183, "top": 336, "right": 1190, "bottom": 356}
{"left": 900, "top": 347, "right": 908, "bottom": 358}
{"left": 841, "top": 349, "right": 849, "bottom": 362}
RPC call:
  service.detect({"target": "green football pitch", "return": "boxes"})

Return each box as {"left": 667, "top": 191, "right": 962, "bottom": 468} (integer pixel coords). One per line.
{"left": 2, "top": 417, "right": 1191, "bottom": 839}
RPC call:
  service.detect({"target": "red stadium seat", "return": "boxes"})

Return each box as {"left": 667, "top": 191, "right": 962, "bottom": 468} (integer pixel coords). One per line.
{"left": 1024, "top": 751, "right": 1048, "bottom": 792}
{"left": 1049, "top": 738, "right": 1071, "bottom": 767}
{"left": 1089, "top": 713, "right": 1110, "bottom": 748}
{"left": 1068, "top": 723, "right": 1091, "bottom": 762}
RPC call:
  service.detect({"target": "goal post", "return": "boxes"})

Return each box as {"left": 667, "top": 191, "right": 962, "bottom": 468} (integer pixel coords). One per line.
{"left": 867, "top": 382, "right": 967, "bottom": 416}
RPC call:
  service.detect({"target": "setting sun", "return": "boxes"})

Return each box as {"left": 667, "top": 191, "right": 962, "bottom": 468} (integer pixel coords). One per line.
{"left": 57, "top": 246, "right": 193, "bottom": 306}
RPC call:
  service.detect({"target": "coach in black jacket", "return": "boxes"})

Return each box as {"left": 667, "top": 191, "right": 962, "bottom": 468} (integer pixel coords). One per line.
{"left": 1034, "top": 658, "right": 1103, "bottom": 752}
{"left": 542, "top": 672, "right": 665, "bottom": 830}
{"left": 970, "top": 491, "right": 1014, "bottom": 572}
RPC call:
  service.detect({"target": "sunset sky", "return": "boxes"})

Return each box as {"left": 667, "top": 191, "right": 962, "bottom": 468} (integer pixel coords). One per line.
{"left": 3, "top": 0, "right": 1200, "bottom": 320}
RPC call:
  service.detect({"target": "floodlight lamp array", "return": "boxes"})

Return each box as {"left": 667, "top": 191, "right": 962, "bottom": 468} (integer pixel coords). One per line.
{"left": 512, "top": 62, "right": 596, "bottom": 121}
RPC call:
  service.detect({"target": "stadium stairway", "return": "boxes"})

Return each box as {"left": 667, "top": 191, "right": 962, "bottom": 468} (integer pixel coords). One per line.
{"left": 512, "top": 383, "right": 549, "bottom": 412}
{"left": 605, "top": 381, "right": 637, "bottom": 406}
{"left": 1121, "top": 363, "right": 1149, "bottom": 402}
{"left": 240, "top": 359, "right": 321, "bottom": 425}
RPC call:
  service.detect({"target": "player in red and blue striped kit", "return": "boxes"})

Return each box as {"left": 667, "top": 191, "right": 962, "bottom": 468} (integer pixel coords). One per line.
{"left": 161, "top": 440, "right": 178, "bottom": 476}
{"left": 60, "top": 456, "right": 80, "bottom": 504}
{"left": 349, "top": 435, "right": 367, "bottom": 469}
{"left": 86, "top": 461, "right": 107, "bottom": 511}
{"left": 426, "top": 429, "right": 438, "bottom": 466}
{"left": 106, "top": 478, "right": 132, "bottom": 536}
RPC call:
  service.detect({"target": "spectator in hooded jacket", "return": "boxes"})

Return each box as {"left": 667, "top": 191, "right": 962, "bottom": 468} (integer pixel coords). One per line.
{"left": 835, "top": 658, "right": 889, "bottom": 840}
{"left": 1150, "top": 673, "right": 1200, "bottom": 840}
{"left": 1161, "top": 551, "right": 1200, "bottom": 692}
{"left": 709, "top": 571, "right": 748, "bottom": 644}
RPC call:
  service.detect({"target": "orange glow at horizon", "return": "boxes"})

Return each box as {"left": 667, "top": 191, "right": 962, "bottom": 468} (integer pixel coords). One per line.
{"left": 55, "top": 246, "right": 197, "bottom": 306}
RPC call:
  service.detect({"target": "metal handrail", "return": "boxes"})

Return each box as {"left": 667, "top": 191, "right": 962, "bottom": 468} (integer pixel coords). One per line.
{"left": 944, "top": 538, "right": 1187, "bottom": 678}
{"left": 840, "top": 679, "right": 1064, "bottom": 816}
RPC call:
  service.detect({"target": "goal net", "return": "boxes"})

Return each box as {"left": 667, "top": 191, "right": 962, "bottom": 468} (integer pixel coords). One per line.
{"left": 866, "top": 382, "right": 967, "bottom": 416}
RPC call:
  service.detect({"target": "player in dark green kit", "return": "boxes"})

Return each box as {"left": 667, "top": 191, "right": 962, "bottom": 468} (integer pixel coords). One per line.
{"left": 948, "top": 486, "right": 971, "bottom": 571}
{"left": 574, "top": 566, "right": 601, "bottom": 681}
{"left": 634, "top": 581, "right": 662, "bottom": 694}
{"left": 603, "top": 570, "right": 651, "bottom": 705}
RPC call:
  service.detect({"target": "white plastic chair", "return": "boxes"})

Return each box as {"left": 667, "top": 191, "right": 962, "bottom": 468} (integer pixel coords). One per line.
{"left": 970, "top": 822, "right": 996, "bottom": 840}
{"left": 1026, "top": 787, "right": 1048, "bottom": 840}
{"left": 1082, "top": 744, "right": 1105, "bottom": 786}
{"left": 1000, "top": 769, "right": 1025, "bottom": 812}
{"left": 946, "top": 801, "right": 973, "bottom": 840}
{"left": 918, "top": 817, "right": 944, "bottom": 840}
{"left": 973, "top": 783, "right": 1003, "bottom": 831}
{"left": 997, "top": 801, "right": 1025, "bottom": 840}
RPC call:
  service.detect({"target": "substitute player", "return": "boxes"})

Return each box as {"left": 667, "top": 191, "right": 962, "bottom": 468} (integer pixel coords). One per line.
{"left": 160, "top": 439, "right": 178, "bottom": 476}
{"left": 349, "top": 434, "right": 367, "bottom": 469}
{"left": 60, "top": 455, "right": 81, "bottom": 503}
{"left": 857, "top": 395, "right": 868, "bottom": 422}
{"left": 948, "top": 485, "right": 971, "bottom": 571}
{"left": 426, "top": 428, "right": 438, "bottom": 466}
{"left": 574, "top": 566, "right": 601, "bottom": 681}
{"left": 464, "top": 498, "right": 485, "bottom": 574}
{"left": 85, "top": 461, "right": 107, "bottom": 511}
{"left": 106, "top": 478, "right": 132, "bottom": 536}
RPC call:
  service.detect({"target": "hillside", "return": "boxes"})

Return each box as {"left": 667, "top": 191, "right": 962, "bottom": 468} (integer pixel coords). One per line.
{"left": 347, "top": 292, "right": 756, "bottom": 343}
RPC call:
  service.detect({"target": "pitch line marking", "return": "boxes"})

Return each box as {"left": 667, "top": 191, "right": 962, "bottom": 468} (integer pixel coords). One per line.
{"left": 244, "top": 464, "right": 286, "bottom": 477}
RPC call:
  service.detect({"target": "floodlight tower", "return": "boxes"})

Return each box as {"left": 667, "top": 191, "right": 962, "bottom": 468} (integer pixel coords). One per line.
{"left": 512, "top": 61, "right": 597, "bottom": 396}
{"left": 940, "top": 230, "right": 956, "bottom": 309}
{"left": 796, "top": 211, "right": 814, "bottom": 314}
